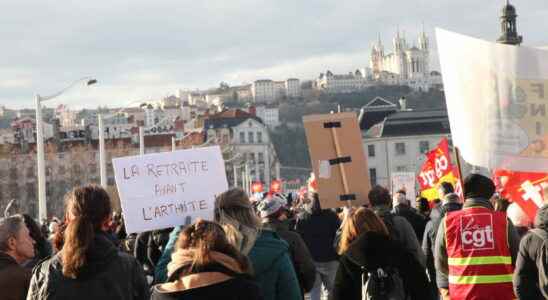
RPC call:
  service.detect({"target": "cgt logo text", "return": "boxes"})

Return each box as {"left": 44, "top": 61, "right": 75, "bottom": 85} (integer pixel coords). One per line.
{"left": 460, "top": 214, "right": 495, "bottom": 251}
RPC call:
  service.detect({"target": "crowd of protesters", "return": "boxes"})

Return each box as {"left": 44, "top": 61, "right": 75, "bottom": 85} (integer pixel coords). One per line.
{"left": 1, "top": 173, "right": 548, "bottom": 299}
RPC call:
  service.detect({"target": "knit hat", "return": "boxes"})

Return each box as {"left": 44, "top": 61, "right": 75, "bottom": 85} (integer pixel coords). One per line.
{"left": 463, "top": 173, "right": 495, "bottom": 200}
{"left": 256, "top": 195, "right": 286, "bottom": 218}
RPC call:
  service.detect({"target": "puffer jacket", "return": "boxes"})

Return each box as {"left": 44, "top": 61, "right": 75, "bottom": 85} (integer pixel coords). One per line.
{"left": 262, "top": 220, "right": 316, "bottom": 294}
{"left": 26, "top": 232, "right": 149, "bottom": 300}
{"left": 513, "top": 204, "right": 548, "bottom": 299}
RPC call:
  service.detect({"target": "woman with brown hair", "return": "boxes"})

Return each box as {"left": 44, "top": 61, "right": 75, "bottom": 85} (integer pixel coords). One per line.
{"left": 151, "top": 220, "right": 263, "bottom": 300}
{"left": 26, "top": 185, "right": 149, "bottom": 300}
{"left": 332, "top": 207, "right": 432, "bottom": 300}
{"left": 155, "top": 188, "right": 301, "bottom": 300}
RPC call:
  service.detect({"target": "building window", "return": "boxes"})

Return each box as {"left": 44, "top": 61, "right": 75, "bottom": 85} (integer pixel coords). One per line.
{"left": 395, "top": 142, "right": 406, "bottom": 156}
{"left": 367, "top": 145, "right": 375, "bottom": 157}
{"left": 419, "top": 141, "right": 430, "bottom": 154}
{"left": 369, "top": 168, "right": 377, "bottom": 186}
{"left": 396, "top": 166, "right": 407, "bottom": 172}
{"left": 249, "top": 153, "right": 255, "bottom": 162}
{"left": 248, "top": 132, "right": 254, "bottom": 144}
{"left": 258, "top": 153, "right": 264, "bottom": 163}
{"left": 257, "top": 132, "right": 263, "bottom": 143}
{"left": 239, "top": 132, "right": 245, "bottom": 143}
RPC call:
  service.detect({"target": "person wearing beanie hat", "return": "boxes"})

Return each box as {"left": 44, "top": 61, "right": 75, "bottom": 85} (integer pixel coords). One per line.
{"left": 514, "top": 204, "right": 548, "bottom": 299}
{"left": 260, "top": 195, "right": 316, "bottom": 298}
{"left": 434, "top": 174, "right": 520, "bottom": 300}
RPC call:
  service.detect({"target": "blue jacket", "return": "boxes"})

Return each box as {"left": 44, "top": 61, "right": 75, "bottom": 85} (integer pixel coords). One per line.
{"left": 155, "top": 227, "right": 301, "bottom": 300}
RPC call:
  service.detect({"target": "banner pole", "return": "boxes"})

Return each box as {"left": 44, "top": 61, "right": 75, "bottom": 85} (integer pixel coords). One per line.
{"left": 453, "top": 146, "right": 465, "bottom": 197}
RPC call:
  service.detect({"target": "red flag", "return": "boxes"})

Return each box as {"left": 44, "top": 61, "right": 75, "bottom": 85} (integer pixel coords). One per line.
{"left": 251, "top": 182, "right": 264, "bottom": 193}
{"left": 270, "top": 180, "right": 282, "bottom": 193}
{"left": 417, "top": 138, "right": 462, "bottom": 201}
{"left": 494, "top": 169, "right": 547, "bottom": 221}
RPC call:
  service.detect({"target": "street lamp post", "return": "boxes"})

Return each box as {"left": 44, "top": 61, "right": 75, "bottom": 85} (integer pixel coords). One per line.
{"left": 98, "top": 113, "right": 107, "bottom": 188}
{"left": 35, "top": 77, "right": 97, "bottom": 221}
{"left": 139, "top": 126, "right": 145, "bottom": 155}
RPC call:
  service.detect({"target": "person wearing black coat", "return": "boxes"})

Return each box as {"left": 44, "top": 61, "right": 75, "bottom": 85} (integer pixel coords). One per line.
{"left": 513, "top": 204, "right": 548, "bottom": 299}
{"left": 26, "top": 185, "right": 149, "bottom": 300}
{"left": 332, "top": 207, "right": 432, "bottom": 300}
{"left": 295, "top": 193, "right": 340, "bottom": 300}
{"left": 392, "top": 191, "right": 428, "bottom": 242}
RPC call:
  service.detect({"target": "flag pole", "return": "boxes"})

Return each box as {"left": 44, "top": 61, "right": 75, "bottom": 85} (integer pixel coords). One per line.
{"left": 453, "top": 146, "right": 465, "bottom": 197}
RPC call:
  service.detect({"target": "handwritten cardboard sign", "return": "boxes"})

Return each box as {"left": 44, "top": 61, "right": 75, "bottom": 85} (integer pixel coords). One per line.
{"left": 113, "top": 146, "right": 228, "bottom": 234}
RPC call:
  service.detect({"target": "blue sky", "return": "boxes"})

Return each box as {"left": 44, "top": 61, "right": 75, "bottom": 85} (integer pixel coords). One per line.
{"left": 0, "top": 0, "right": 546, "bottom": 109}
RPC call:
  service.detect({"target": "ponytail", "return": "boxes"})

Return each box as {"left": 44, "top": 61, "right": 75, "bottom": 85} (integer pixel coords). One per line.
{"left": 60, "top": 185, "right": 111, "bottom": 279}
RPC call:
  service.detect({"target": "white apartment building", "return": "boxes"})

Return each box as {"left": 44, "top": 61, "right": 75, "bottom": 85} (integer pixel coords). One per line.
{"left": 255, "top": 105, "right": 280, "bottom": 128}
{"left": 273, "top": 81, "right": 286, "bottom": 100}
{"left": 285, "top": 78, "right": 301, "bottom": 98}
{"left": 362, "top": 109, "right": 451, "bottom": 190}
{"left": 204, "top": 112, "right": 280, "bottom": 188}
{"left": 316, "top": 69, "right": 372, "bottom": 94}
{"left": 252, "top": 80, "right": 276, "bottom": 103}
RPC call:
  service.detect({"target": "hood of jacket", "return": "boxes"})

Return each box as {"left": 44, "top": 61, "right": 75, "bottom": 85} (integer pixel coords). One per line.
{"left": 50, "top": 231, "right": 119, "bottom": 280}
{"left": 156, "top": 249, "right": 246, "bottom": 293}
{"left": 344, "top": 231, "right": 395, "bottom": 268}
{"left": 535, "top": 204, "right": 548, "bottom": 231}
{"left": 248, "top": 229, "right": 289, "bottom": 276}
{"left": 0, "top": 251, "right": 18, "bottom": 270}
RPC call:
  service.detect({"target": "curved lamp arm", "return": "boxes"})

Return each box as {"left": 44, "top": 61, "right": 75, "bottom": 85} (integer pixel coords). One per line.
{"left": 39, "top": 77, "right": 97, "bottom": 102}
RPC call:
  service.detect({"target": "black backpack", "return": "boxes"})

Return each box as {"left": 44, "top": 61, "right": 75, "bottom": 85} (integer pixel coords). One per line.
{"left": 362, "top": 265, "right": 406, "bottom": 300}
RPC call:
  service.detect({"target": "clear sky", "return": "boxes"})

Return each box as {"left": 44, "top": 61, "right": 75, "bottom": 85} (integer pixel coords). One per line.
{"left": 0, "top": 0, "right": 546, "bottom": 109}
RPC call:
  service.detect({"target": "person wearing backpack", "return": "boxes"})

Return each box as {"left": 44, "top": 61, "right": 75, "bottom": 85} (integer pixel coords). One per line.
{"left": 513, "top": 203, "right": 548, "bottom": 299}
{"left": 332, "top": 207, "right": 432, "bottom": 300}
{"left": 368, "top": 186, "right": 426, "bottom": 267}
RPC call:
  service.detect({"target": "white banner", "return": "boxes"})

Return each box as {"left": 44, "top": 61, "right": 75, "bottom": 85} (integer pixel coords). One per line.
{"left": 391, "top": 172, "right": 416, "bottom": 200}
{"left": 113, "top": 146, "right": 228, "bottom": 234}
{"left": 436, "top": 28, "right": 548, "bottom": 172}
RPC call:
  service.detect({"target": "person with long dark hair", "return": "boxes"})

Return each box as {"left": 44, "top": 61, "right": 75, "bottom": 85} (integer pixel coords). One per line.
{"left": 151, "top": 220, "right": 263, "bottom": 300}
{"left": 26, "top": 185, "right": 149, "bottom": 300}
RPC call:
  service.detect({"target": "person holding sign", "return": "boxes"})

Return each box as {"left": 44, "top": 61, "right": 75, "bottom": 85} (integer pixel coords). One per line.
{"left": 151, "top": 220, "right": 263, "bottom": 300}
{"left": 155, "top": 188, "right": 301, "bottom": 300}
{"left": 26, "top": 185, "right": 149, "bottom": 300}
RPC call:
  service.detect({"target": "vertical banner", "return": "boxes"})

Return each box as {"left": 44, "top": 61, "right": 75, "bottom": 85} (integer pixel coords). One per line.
{"left": 436, "top": 28, "right": 548, "bottom": 172}
{"left": 391, "top": 172, "right": 416, "bottom": 199}
{"left": 417, "top": 138, "right": 462, "bottom": 201}
{"left": 113, "top": 146, "right": 228, "bottom": 234}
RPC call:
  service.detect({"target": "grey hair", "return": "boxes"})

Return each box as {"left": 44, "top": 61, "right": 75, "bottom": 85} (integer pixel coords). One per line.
{"left": 0, "top": 214, "right": 25, "bottom": 252}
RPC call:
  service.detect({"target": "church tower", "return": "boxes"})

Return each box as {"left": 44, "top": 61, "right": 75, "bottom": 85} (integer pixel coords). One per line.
{"left": 418, "top": 26, "right": 430, "bottom": 76}
{"left": 497, "top": 0, "right": 523, "bottom": 45}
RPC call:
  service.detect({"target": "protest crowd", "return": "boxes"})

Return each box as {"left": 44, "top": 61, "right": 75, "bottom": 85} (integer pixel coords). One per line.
{"left": 0, "top": 170, "right": 547, "bottom": 300}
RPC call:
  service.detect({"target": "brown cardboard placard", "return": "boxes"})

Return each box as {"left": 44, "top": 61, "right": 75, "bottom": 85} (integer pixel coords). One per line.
{"left": 303, "top": 112, "right": 370, "bottom": 208}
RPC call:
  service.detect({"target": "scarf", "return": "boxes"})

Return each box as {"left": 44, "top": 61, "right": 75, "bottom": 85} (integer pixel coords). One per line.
{"left": 157, "top": 249, "right": 245, "bottom": 293}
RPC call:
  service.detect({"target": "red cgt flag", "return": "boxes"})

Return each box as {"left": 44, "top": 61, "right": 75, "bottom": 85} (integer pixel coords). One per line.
{"left": 417, "top": 138, "right": 462, "bottom": 201}
{"left": 494, "top": 169, "right": 547, "bottom": 222}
